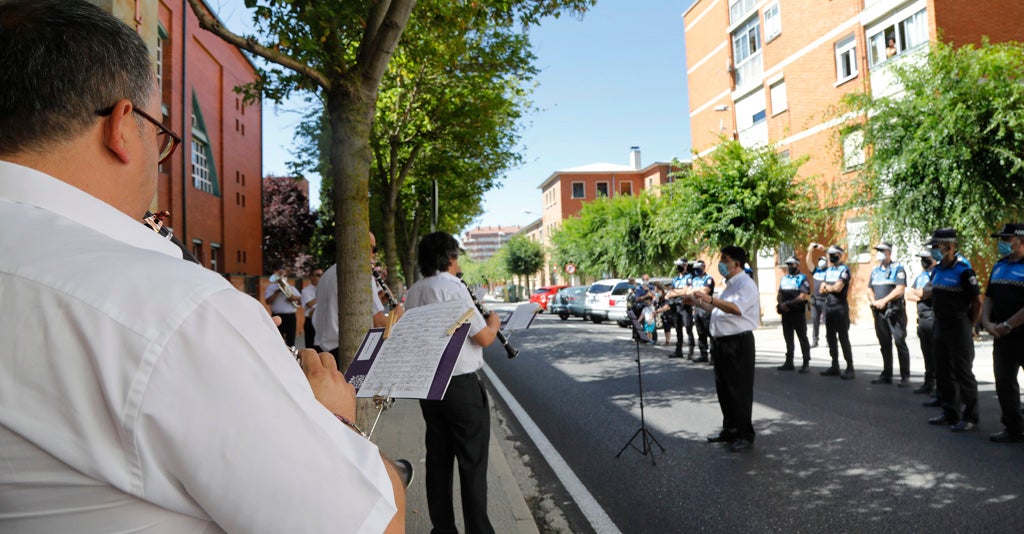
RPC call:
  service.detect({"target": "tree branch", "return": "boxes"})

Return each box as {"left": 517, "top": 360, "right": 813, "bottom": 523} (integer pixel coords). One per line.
{"left": 357, "top": 0, "right": 417, "bottom": 91}
{"left": 186, "top": 0, "right": 331, "bottom": 91}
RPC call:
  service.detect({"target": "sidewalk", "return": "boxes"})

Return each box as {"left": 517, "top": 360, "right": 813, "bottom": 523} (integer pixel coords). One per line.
{"left": 372, "top": 396, "right": 539, "bottom": 534}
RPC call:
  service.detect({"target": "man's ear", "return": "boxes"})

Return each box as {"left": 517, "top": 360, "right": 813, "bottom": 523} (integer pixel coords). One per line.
{"left": 101, "top": 99, "right": 134, "bottom": 164}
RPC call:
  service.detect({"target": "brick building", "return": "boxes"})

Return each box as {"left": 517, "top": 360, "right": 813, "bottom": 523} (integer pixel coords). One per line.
{"left": 141, "top": 0, "right": 263, "bottom": 275}
{"left": 462, "top": 225, "right": 521, "bottom": 262}
{"left": 683, "top": 0, "right": 1024, "bottom": 320}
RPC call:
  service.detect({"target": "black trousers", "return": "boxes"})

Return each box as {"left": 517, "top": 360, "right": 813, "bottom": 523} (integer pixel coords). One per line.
{"left": 276, "top": 312, "right": 297, "bottom": 347}
{"left": 872, "top": 307, "right": 911, "bottom": 379}
{"left": 694, "top": 309, "right": 711, "bottom": 358}
{"left": 781, "top": 310, "right": 810, "bottom": 365}
{"left": 993, "top": 335, "right": 1024, "bottom": 433}
{"left": 713, "top": 331, "right": 756, "bottom": 441}
{"left": 303, "top": 315, "right": 319, "bottom": 352}
{"left": 824, "top": 304, "right": 853, "bottom": 367}
{"left": 917, "top": 312, "right": 935, "bottom": 383}
{"left": 811, "top": 296, "right": 826, "bottom": 342}
{"left": 419, "top": 373, "right": 494, "bottom": 534}
{"left": 674, "top": 306, "right": 694, "bottom": 355}
{"left": 933, "top": 314, "right": 978, "bottom": 423}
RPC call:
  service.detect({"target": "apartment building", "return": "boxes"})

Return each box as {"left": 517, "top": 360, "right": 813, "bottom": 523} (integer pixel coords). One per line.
{"left": 462, "top": 225, "right": 521, "bottom": 262}
{"left": 683, "top": 0, "right": 1024, "bottom": 320}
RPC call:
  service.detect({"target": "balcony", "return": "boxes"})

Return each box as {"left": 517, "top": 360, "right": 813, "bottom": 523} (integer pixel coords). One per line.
{"left": 734, "top": 51, "right": 763, "bottom": 93}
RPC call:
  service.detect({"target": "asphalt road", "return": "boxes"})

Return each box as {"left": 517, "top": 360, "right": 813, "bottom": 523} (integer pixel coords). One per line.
{"left": 484, "top": 309, "right": 1024, "bottom": 534}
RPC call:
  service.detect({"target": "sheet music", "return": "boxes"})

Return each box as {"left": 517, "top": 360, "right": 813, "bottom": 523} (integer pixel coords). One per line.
{"left": 357, "top": 299, "right": 473, "bottom": 399}
{"left": 506, "top": 302, "right": 541, "bottom": 331}
{"left": 355, "top": 331, "right": 383, "bottom": 361}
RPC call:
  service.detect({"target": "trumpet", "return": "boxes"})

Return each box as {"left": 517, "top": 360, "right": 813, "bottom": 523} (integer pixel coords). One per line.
{"left": 458, "top": 276, "right": 519, "bottom": 359}
{"left": 269, "top": 272, "right": 301, "bottom": 310}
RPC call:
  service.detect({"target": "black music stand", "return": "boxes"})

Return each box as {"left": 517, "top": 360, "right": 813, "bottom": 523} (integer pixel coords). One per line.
{"left": 616, "top": 309, "right": 666, "bottom": 465}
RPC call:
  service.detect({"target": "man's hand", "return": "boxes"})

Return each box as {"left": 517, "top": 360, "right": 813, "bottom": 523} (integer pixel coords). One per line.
{"left": 298, "top": 348, "right": 356, "bottom": 420}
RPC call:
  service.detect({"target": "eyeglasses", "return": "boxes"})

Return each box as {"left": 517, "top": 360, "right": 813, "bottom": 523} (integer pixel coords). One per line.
{"left": 96, "top": 105, "right": 182, "bottom": 164}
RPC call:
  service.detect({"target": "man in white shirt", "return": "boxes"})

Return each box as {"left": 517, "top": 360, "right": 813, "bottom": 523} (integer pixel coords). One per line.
{"left": 0, "top": 1, "right": 404, "bottom": 531}
{"left": 301, "top": 268, "right": 323, "bottom": 351}
{"left": 265, "top": 267, "right": 302, "bottom": 346}
{"left": 684, "top": 245, "right": 761, "bottom": 453}
{"left": 404, "top": 231, "right": 501, "bottom": 534}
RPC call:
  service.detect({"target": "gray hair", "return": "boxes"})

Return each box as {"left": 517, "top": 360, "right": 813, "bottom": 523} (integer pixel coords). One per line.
{"left": 0, "top": 0, "right": 153, "bottom": 156}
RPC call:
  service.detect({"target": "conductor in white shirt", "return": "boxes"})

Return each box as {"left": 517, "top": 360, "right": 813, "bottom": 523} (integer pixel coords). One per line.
{"left": 684, "top": 245, "right": 761, "bottom": 452}
{"left": 0, "top": 1, "right": 404, "bottom": 531}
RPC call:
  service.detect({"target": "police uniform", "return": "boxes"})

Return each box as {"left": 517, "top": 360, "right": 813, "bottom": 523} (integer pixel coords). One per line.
{"left": 670, "top": 259, "right": 693, "bottom": 359}
{"left": 689, "top": 262, "right": 715, "bottom": 362}
{"left": 810, "top": 260, "right": 828, "bottom": 347}
{"left": 926, "top": 228, "right": 981, "bottom": 429}
{"left": 777, "top": 258, "right": 811, "bottom": 371}
{"left": 821, "top": 246, "right": 855, "bottom": 378}
{"left": 911, "top": 251, "right": 936, "bottom": 394}
{"left": 985, "top": 224, "right": 1024, "bottom": 440}
{"left": 868, "top": 243, "right": 911, "bottom": 384}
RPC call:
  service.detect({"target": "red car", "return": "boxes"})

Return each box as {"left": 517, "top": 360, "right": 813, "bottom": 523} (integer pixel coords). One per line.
{"left": 529, "top": 285, "right": 568, "bottom": 312}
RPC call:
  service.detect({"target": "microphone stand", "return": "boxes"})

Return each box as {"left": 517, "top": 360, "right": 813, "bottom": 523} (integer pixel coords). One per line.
{"left": 616, "top": 309, "right": 665, "bottom": 465}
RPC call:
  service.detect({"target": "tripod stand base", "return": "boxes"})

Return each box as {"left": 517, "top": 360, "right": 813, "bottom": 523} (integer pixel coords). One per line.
{"left": 616, "top": 425, "right": 666, "bottom": 465}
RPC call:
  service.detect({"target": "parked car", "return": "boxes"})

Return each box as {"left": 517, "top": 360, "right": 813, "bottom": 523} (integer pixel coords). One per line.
{"left": 611, "top": 277, "right": 675, "bottom": 327}
{"left": 529, "top": 285, "right": 568, "bottom": 312}
{"left": 549, "top": 285, "right": 589, "bottom": 320}
{"left": 585, "top": 278, "right": 629, "bottom": 324}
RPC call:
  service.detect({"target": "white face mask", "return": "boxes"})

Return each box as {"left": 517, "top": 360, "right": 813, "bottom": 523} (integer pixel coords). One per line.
{"left": 875, "top": 251, "right": 886, "bottom": 262}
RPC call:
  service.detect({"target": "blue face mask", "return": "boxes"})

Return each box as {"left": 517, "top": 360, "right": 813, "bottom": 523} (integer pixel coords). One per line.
{"left": 718, "top": 262, "right": 730, "bottom": 277}
{"left": 998, "top": 240, "right": 1013, "bottom": 257}
{"left": 930, "top": 248, "right": 943, "bottom": 262}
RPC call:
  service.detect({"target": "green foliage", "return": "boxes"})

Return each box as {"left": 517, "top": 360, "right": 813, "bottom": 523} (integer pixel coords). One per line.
{"left": 842, "top": 39, "right": 1024, "bottom": 256}
{"left": 502, "top": 235, "right": 544, "bottom": 278}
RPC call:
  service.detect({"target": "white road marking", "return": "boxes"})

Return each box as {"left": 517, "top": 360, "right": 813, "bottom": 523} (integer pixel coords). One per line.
{"left": 482, "top": 364, "right": 622, "bottom": 534}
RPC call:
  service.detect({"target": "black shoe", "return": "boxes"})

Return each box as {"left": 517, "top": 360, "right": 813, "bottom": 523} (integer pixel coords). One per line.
{"left": 798, "top": 365, "right": 810, "bottom": 374}
{"left": 841, "top": 367, "right": 855, "bottom": 380}
{"left": 811, "top": 340, "right": 819, "bottom": 348}
{"left": 670, "top": 351, "right": 684, "bottom": 358}
{"left": 897, "top": 377, "right": 911, "bottom": 388}
{"left": 951, "top": 421, "right": 977, "bottom": 433}
{"left": 820, "top": 366, "right": 840, "bottom": 376}
{"left": 922, "top": 397, "right": 941, "bottom": 407}
{"left": 707, "top": 433, "right": 736, "bottom": 443}
{"left": 913, "top": 382, "right": 935, "bottom": 395}
{"left": 777, "top": 362, "right": 796, "bottom": 371}
{"left": 871, "top": 375, "right": 893, "bottom": 385}
{"left": 394, "top": 458, "right": 415, "bottom": 488}
{"left": 990, "top": 430, "right": 1024, "bottom": 443}
{"left": 928, "top": 414, "right": 957, "bottom": 426}
{"left": 729, "top": 439, "right": 753, "bottom": 452}
{"left": 692, "top": 356, "right": 709, "bottom": 363}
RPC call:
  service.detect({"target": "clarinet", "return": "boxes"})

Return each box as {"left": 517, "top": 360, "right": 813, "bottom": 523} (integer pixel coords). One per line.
{"left": 459, "top": 278, "right": 519, "bottom": 359}
{"left": 372, "top": 267, "right": 399, "bottom": 309}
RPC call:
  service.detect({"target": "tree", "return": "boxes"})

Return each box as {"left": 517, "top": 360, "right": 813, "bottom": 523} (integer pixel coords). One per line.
{"left": 842, "top": 39, "right": 1024, "bottom": 257}
{"left": 189, "top": 0, "right": 594, "bottom": 364}
{"left": 663, "top": 138, "right": 821, "bottom": 280}
{"left": 502, "top": 235, "right": 544, "bottom": 293}
{"left": 262, "top": 176, "right": 316, "bottom": 275}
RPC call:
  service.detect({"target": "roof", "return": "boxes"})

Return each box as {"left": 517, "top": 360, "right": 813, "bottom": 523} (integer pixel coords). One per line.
{"left": 537, "top": 161, "right": 679, "bottom": 190}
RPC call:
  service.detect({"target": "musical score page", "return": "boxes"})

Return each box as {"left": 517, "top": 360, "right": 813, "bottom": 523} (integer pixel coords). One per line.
{"left": 506, "top": 302, "right": 541, "bottom": 331}
{"left": 357, "top": 299, "right": 473, "bottom": 399}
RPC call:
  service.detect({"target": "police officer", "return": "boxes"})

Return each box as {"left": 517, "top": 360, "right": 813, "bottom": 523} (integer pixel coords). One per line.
{"left": 689, "top": 260, "right": 715, "bottom": 363}
{"left": 981, "top": 223, "right": 1024, "bottom": 442}
{"left": 809, "top": 254, "right": 828, "bottom": 348}
{"left": 819, "top": 245, "right": 855, "bottom": 379}
{"left": 905, "top": 248, "right": 937, "bottom": 396}
{"left": 867, "top": 242, "right": 911, "bottom": 386}
{"left": 776, "top": 256, "right": 811, "bottom": 372}
{"left": 924, "top": 228, "right": 982, "bottom": 432}
{"left": 667, "top": 258, "right": 693, "bottom": 359}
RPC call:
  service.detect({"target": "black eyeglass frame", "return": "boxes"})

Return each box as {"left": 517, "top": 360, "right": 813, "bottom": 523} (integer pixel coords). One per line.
{"left": 96, "top": 105, "right": 182, "bottom": 164}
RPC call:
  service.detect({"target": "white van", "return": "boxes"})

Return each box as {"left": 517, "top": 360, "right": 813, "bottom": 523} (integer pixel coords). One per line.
{"left": 585, "top": 278, "right": 630, "bottom": 324}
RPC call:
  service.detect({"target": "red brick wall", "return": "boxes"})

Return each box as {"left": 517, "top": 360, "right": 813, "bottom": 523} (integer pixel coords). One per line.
{"left": 932, "top": 0, "right": 1024, "bottom": 47}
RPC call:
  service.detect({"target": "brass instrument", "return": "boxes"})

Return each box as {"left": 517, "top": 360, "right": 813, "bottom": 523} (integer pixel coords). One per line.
{"left": 269, "top": 272, "right": 301, "bottom": 310}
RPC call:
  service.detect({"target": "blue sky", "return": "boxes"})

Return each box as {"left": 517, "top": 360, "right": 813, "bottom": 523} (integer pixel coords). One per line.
{"left": 215, "top": 0, "right": 696, "bottom": 229}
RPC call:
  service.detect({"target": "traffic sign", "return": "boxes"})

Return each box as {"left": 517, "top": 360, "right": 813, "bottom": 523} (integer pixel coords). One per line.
{"left": 565, "top": 263, "right": 576, "bottom": 274}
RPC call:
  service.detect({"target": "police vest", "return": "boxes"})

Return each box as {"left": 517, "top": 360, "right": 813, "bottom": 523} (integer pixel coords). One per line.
{"left": 987, "top": 256, "right": 1024, "bottom": 335}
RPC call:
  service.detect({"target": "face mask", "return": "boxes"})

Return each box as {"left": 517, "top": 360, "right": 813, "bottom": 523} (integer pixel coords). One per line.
{"left": 930, "top": 248, "right": 943, "bottom": 262}
{"left": 875, "top": 251, "right": 886, "bottom": 262}
{"left": 693, "top": 268, "right": 704, "bottom": 276}
{"left": 718, "top": 262, "right": 730, "bottom": 277}
{"left": 787, "top": 266, "right": 799, "bottom": 275}
{"left": 676, "top": 265, "right": 686, "bottom": 274}
{"left": 998, "top": 240, "right": 1013, "bottom": 257}
{"left": 920, "top": 258, "right": 932, "bottom": 269}
{"left": 817, "top": 259, "right": 826, "bottom": 270}
{"left": 828, "top": 254, "right": 840, "bottom": 264}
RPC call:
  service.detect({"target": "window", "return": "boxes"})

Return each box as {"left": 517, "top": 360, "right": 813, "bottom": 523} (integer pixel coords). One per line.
{"left": 192, "top": 140, "right": 213, "bottom": 193}
{"left": 846, "top": 218, "right": 870, "bottom": 262}
{"left": 571, "top": 182, "right": 585, "bottom": 199}
{"left": 729, "top": 0, "right": 758, "bottom": 25}
{"left": 619, "top": 182, "right": 632, "bottom": 196}
{"left": 732, "top": 17, "right": 762, "bottom": 88}
{"left": 210, "top": 244, "right": 221, "bottom": 273}
{"left": 596, "top": 182, "right": 609, "bottom": 197}
{"left": 192, "top": 239, "right": 204, "bottom": 266}
{"left": 764, "top": 3, "right": 781, "bottom": 41}
{"left": 842, "top": 129, "right": 865, "bottom": 170}
{"left": 770, "top": 79, "right": 788, "bottom": 115}
{"left": 752, "top": 109, "right": 767, "bottom": 124}
{"left": 867, "top": 9, "right": 928, "bottom": 67}
{"left": 155, "top": 31, "right": 164, "bottom": 99}
{"left": 835, "top": 35, "right": 858, "bottom": 83}
{"left": 779, "top": 150, "right": 791, "bottom": 163}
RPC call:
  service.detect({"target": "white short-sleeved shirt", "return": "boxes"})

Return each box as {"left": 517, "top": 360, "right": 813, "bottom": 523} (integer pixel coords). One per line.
{"left": 404, "top": 271, "right": 488, "bottom": 376}
{"left": 0, "top": 161, "right": 395, "bottom": 533}
{"left": 313, "top": 264, "right": 386, "bottom": 352}
{"left": 301, "top": 283, "right": 317, "bottom": 315}
{"left": 264, "top": 280, "right": 300, "bottom": 314}
{"left": 710, "top": 271, "right": 761, "bottom": 338}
